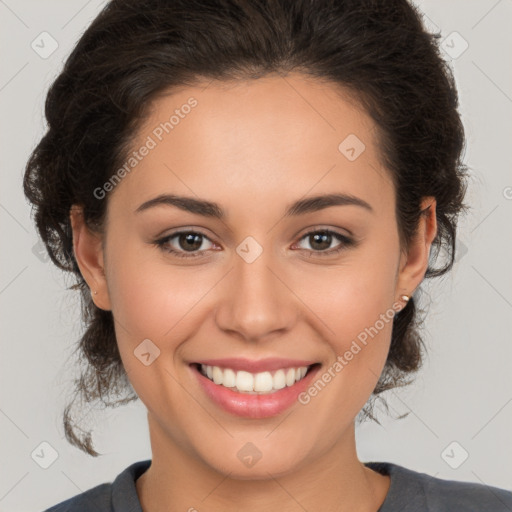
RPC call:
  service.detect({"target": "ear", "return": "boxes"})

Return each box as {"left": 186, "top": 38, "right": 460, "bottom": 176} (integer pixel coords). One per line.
{"left": 395, "top": 196, "right": 437, "bottom": 302}
{"left": 69, "top": 205, "right": 111, "bottom": 311}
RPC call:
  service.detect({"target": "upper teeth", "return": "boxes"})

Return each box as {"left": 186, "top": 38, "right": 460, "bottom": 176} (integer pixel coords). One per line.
{"left": 200, "top": 364, "right": 309, "bottom": 394}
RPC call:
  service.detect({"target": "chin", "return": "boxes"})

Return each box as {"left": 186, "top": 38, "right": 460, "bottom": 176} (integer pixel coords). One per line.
{"left": 193, "top": 437, "right": 312, "bottom": 481}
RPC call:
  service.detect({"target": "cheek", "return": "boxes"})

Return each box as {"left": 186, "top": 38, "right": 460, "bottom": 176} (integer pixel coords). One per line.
{"left": 300, "top": 272, "right": 395, "bottom": 385}
{"left": 107, "top": 253, "right": 214, "bottom": 341}
{"left": 289, "top": 246, "right": 398, "bottom": 408}
{"left": 294, "top": 244, "right": 398, "bottom": 347}
{"left": 104, "top": 246, "right": 211, "bottom": 412}
{"left": 104, "top": 239, "right": 228, "bottom": 381}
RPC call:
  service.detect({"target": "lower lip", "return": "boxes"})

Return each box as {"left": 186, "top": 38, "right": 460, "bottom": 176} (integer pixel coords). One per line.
{"left": 191, "top": 364, "right": 321, "bottom": 419}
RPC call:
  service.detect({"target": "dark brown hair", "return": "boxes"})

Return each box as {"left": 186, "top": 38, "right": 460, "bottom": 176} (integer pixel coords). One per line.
{"left": 24, "top": 0, "right": 469, "bottom": 456}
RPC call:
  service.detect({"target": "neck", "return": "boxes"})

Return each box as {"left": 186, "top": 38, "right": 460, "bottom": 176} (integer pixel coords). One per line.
{"left": 136, "top": 413, "right": 390, "bottom": 512}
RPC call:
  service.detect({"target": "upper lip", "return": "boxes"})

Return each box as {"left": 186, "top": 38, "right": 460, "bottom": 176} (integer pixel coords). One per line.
{"left": 192, "top": 357, "right": 318, "bottom": 373}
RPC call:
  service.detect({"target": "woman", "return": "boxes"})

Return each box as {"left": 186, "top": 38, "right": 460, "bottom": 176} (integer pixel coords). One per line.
{"left": 24, "top": 0, "right": 512, "bottom": 510}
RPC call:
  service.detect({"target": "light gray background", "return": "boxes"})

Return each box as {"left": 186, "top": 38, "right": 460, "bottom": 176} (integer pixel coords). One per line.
{"left": 1, "top": 1, "right": 511, "bottom": 511}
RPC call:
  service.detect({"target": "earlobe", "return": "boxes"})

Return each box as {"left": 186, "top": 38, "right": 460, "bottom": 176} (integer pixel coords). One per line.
{"left": 69, "top": 205, "right": 111, "bottom": 311}
{"left": 396, "top": 197, "right": 438, "bottom": 300}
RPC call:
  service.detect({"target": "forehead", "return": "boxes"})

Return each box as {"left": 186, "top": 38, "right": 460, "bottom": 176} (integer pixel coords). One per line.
{"left": 109, "top": 73, "right": 394, "bottom": 217}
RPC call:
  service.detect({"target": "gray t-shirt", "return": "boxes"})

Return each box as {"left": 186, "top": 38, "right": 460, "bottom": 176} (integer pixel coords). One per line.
{"left": 43, "top": 459, "right": 512, "bottom": 511}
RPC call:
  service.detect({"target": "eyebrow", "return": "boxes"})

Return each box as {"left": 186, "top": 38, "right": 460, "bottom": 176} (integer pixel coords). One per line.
{"left": 135, "top": 192, "right": 374, "bottom": 218}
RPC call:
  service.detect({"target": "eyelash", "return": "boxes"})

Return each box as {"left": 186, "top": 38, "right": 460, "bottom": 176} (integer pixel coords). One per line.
{"left": 154, "top": 229, "right": 357, "bottom": 259}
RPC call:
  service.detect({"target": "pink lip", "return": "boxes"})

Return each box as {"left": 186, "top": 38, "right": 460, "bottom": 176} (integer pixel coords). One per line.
{"left": 193, "top": 357, "right": 317, "bottom": 373}
{"left": 190, "top": 363, "right": 321, "bottom": 419}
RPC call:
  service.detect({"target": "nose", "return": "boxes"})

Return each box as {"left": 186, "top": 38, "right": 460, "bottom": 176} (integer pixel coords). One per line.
{"left": 214, "top": 243, "right": 298, "bottom": 343}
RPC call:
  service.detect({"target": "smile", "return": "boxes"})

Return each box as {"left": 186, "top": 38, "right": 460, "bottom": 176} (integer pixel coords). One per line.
{"left": 190, "top": 359, "right": 322, "bottom": 418}
{"left": 199, "top": 364, "right": 311, "bottom": 394}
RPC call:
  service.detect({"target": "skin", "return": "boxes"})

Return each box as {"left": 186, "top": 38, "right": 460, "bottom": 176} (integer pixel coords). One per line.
{"left": 70, "top": 72, "right": 437, "bottom": 512}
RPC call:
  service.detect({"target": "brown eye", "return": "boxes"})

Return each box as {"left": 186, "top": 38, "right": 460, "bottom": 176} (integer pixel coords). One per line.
{"left": 177, "top": 233, "right": 204, "bottom": 252}
{"left": 294, "top": 229, "right": 356, "bottom": 257}
{"left": 307, "top": 232, "right": 334, "bottom": 251}
{"left": 155, "top": 231, "right": 215, "bottom": 259}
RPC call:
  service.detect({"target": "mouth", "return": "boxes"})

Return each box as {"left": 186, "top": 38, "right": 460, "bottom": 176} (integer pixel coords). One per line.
{"left": 189, "top": 360, "right": 322, "bottom": 419}
{"left": 192, "top": 362, "right": 319, "bottom": 394}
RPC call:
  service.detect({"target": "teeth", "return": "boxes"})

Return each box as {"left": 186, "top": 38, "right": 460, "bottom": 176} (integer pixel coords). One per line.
{"left": 236, "top": 371, "right": 254, "bottom": 392}
{"left": 212, "top": 366, "right": 223, "bottom": 385}
{"left": 199, "top": 364, "right": 310, "bottom": 394}
{"left": 223, "top": 368, "right": 236, "bottom": 388}
{"left": 273, "top": 369, "right": 286, "bottom": 390}
{"left": 254, "top": 371, "right": 273, "bottom": 392}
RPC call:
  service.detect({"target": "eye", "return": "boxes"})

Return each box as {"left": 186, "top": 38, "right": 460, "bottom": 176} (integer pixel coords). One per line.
{"left": 155, "top": 230, "right": 216, "bottom": 259}
{"left": 293, "top": 229, "right": 356, "bottom": 257}
{"left": 154, "top": 228, "right": 357, "bottom": 260}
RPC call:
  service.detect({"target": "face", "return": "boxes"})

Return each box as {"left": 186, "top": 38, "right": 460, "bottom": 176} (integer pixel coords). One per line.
{"left": 72, "top": 72, "right": 436, "bottom": 478}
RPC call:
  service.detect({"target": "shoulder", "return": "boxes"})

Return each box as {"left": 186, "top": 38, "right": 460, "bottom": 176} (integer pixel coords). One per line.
{"left": 42, "top": 459, "right": 151, "bottom": 512}
{"left": 422, "top": 471, "right": 512, "bottom": 511}
{"left": 366, "top": 461, "right": 512, "bottom": 512}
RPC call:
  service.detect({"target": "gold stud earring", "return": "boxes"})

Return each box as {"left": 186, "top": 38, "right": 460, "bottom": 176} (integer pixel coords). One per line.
{"left": 398, "top": 294, "right": 410, "bottom": 312}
